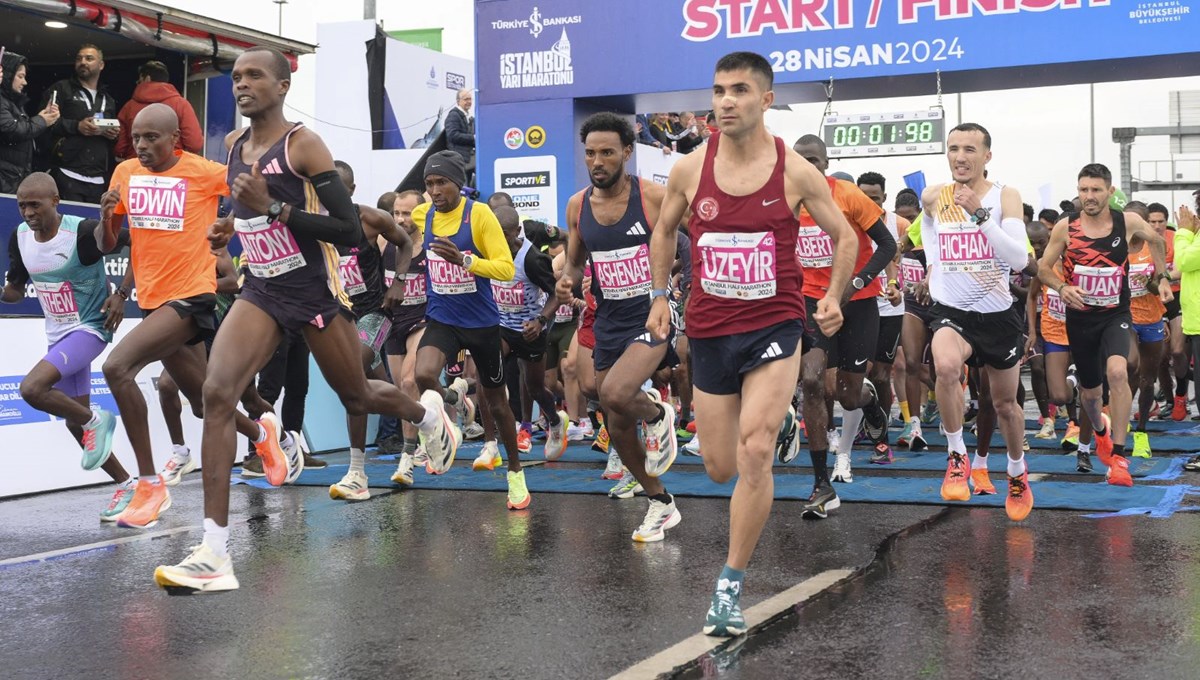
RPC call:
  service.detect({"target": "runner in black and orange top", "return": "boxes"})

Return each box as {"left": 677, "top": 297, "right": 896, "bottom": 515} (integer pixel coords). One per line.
{"left": 98, "top": 103, "right": 288, "bottom": 531}
{"left": 1038, "top": 163, "right": 1171, "bottom": 489}
{"left": 791, "top": 135, "right": 896, "bottom": 518}
{"left": 154, "top": 47, "right": 455, "bottom": 594}
{"left": 647, "top": 52, "right": 858, "bottom": 637}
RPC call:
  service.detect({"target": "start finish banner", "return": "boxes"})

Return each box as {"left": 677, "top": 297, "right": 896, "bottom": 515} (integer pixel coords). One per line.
{"left": 477, "top": 0, "right": 1195, "bottom": 103}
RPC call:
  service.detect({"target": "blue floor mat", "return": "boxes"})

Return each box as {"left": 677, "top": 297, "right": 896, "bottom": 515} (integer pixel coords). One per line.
{"left": 244, "top": 463, "right": 1185, "bottom": 514}
{"left": 801, "top": 430, "right": 1200, "bottom": 453}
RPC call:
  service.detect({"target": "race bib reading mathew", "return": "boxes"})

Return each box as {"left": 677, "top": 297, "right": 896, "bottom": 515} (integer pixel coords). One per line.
{"left": 1128, "top": 262, "right": 1154, "bottom": 298}
{"left": 127, "top": 175, "right": 187, "bottom": 232}
{"left": 1073, "top": 265, "right": 1123, "bottom": 308}
{"left": 33, "top": 280, "right": 80, "bottom": 325}
{"left": 427, "top": 251, "right": 476, "bottom": 295}
{"left": 697, "top": 231, "right": 777, "bottom": 300}
{"left": 938, "top": 222, "right": 999, "bottom": 274}
{"left": 235, "top": 216, "right": 306, "bottom": 278}
{"left": 795, "top": 225, "right": 833, "bottom": 269}
{"left": 592, "top": 244, "right": 651, "bottom": 300}
{"left": 338, "top": 255, "right": 367, "bottom": 296}
{"left": 491, "top": 279, "right": 525, "bottom": 314}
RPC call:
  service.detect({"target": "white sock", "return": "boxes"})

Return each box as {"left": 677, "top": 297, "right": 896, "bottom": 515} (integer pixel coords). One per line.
{"left": 1078, "top": 442, "right": 1092, "bottom": 454}
{"left": 349, "top": 448, "right": 365, "bottom": 474}
{"left": 909, "top": 416, "right": 922, "bottom": 432}
{"left": 203, "top": 518, "right": 229, "bottom": 558}
{"left": 280, "top": 431, "right": 295, "bottom": 450}
{"left": 86, "top": 411, "right": 101, "bottom": 428}
{"left": 945, "top": 428, "right": 966, "bottom": 454}
{"left": 172, "top": 444, "right": 190, "bottom": 459}
{"left": 839, "top": 410, "right": 864, "bottom": 453}
{"left": 254, "top": 425, "right": 267, "bottom": 444}
{"left": 416, "top": 404, "right": 440, "bottom": 433}
{"left": 972, "top": 453, "right": 989, "bottom": 470}
{"left": 1007, "top": 455, "right": 1027, "bottom": 477}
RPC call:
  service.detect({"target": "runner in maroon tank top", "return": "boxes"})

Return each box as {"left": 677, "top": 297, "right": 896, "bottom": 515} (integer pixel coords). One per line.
{"left": 647, "top": 51, "right": 858, "bottom": 638}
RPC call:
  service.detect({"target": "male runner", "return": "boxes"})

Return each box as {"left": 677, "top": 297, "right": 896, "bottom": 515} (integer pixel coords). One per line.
{"left": 791, "top": 135, "right": 895, "bottom": 517}
{"left": 1147, "top": 202, "right": 1187, "bottom": 420}
{"left": 1038, "top": 163, "right": 1170, "bottom": 487}
{"left": 559, "top": 112, "right": 681, "bottom": 541}
{"left": 3, "top": 173, "right": 133, "bottom": 519}
{"left": 98, "top": 103, "right": 290, "bottom": 530}
{"left": 894, "top": 190, "right": 935, "bottom": 450}
{"left": 1122, "top": 200, "right": 1167, "bottom": 459}
{"left": 647, "top": 52, "right": 856, "bottom": 636}
{"left": 922, "top": 123, "right": 1033, "bottom": 520}
{"left": 154, "top": 47, "right": 456, "bottom": 593}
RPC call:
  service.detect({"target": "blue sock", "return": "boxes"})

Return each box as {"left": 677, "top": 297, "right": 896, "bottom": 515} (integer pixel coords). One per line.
{"left": 718, "top": 564, "right": 745, "bottom": 592}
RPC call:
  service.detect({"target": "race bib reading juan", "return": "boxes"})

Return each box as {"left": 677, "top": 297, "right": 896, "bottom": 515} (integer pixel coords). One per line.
{"left": 235, "top": 216, "right": 306, "bottom": 278}
{"left": 795, "top": 225, "right": 833, "bottom": 269}
{"left": 127, "top": 175, "right": 187, "bottom": 232}
{"left": 491, "top": 279, "right": 526, "bottom": 314}
{"left": 938, "top": 222, "right": 999, "bottom": 274}
{"left": 591, "top": 244, "right": 652, "bottom": 300}
{"left": 338, "top": 255, "right": 367, "bottom": 296}
{"left": 698, "top": 231, "right": 778, "bottom": 300}
{"left": 1073, "top": 264, "right": 1123, "bottom": 308}
{"left": 33, "top": 280, "right": 80, "bottom": 325}
{"left": 427, "top": 251, "right": 477, "bottom": 295}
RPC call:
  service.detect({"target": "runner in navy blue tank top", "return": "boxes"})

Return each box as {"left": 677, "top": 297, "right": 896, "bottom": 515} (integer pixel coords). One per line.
{"left": 560, "top": 112, "right": 683, "bottom": 545}
{"left": 154, "top": 47, "right": 456, "bottom": 595}
{"left": 645, "top": 52, "right": 859, "bottom": 638}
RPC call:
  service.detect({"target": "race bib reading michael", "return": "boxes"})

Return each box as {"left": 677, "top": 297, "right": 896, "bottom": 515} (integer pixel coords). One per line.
{"left": 1046, "top": 288, "right": 1066, "bottom": 322}
{"left": 592, "top": 244, "right": 651, "bottom": 300}
{"left": 938, "top": 222, "right": 999, "bottom": 274}
{"left": 1074, "top": 264, "right": 1123, "bottom": 308}
{"left": 33, "top": 280, "right": 80, "bottom": 325}
{"left": 401, "top": 272, "right": 426, "bottom": 305}
{"left": 127, "top": 175, "right": 187, "bottom": 232}
{"left": 698, "top": 231, "right": 777, "bottom": 300}
{"left": 427, "top": 251, "right": 476, "bottom": 295}
{"left": 338, "top": 255, "right": 367, "bottom": 296}
{"left": 491, "top": 279, "right": 525, "bottom": 314}
{"left": 795, "top": 225, "right": 833, "bottom": 269}
{"left": 235, "top": 216, "right": 306, "bottom": 278}
{"left": 1128, "top": 262, "right": 1154, "bottom": 298}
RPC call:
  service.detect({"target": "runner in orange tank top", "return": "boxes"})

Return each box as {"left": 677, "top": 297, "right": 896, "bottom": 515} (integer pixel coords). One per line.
{"left": 1123, "top": 201, "right": 1168, "bottom": 459}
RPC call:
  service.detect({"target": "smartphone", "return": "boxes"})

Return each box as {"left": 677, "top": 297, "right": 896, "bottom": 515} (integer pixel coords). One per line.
{"left": 50, "top": 90, "right": 57, "bottom": 107}
{"left": 0, "top": 46, "right": 6, "bottom": 64}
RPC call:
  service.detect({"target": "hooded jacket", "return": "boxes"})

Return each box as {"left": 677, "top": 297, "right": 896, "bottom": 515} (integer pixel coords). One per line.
{"left": 115, "top": 81, "right": 204, "bottom": 159}
{"left": 0, "top": 52, "right": 48, "bottom": 194}
{"left": 40, "top": 75, "right": 117, "bottom": 181}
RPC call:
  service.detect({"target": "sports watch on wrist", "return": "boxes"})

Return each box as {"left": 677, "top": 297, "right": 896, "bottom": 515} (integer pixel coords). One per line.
{"left": 267, "top": 201, "right": 284, "bottom": 220}
{"left": 851, "top": 276, "right": 866, "bottom": 291}
{"left": 461, "top": 253, "right": 476, "bottom": 270}
{"left": 650, "top": 288, "right": 670, "bottom": 301}
{"left": 972, "top": 207, "right": 989, "bottom": 225}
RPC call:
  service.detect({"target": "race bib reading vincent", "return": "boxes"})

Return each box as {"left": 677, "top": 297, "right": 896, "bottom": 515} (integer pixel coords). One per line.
{"left": 938, "top": 222, "right": 999, "bottom": 274}
{"left": 491, "top": 279, "right": 526, "bottom": 314}
{"left": 795, "top": 225, "right": 833, "bottom": 269}
{"left": 591, "top": 244, "right": 651, "bottom": 300}
{"left": 697, "top": 231, "right": 777, "bottom": 300}
{"left": 33, "top": 280, "right": 80, "bottom": 325}
{"left": 1073, "top": 264, "right": 1123, "bottom": 308}
{"left": 338, "top": 254, "right": 367, "bottom": 296}
{"left": 127, "top": 175, "right": 187, "bottom": 232}
{"left": 235, "top": 216, "right": 306, "bottom": 278}
{"left": 427, "top": 251, "right": 476, "bottom": 295}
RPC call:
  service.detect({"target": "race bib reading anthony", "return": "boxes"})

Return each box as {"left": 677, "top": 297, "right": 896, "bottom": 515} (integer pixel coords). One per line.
{"left": 938, "top": 222, "right": 1000, "bottom": 274}
{"left": 235, "top": 216, "right": 306, "bottom": 278}
{"left": 491, "top": 279, "right": 525, "bottom": 314}
{"left": 697, "top": 231, "right": 777, "bottom": 300}
{"left": 33, "top": 280, "right": 81, "bottom": 325}
{"left": 591, "top": 244, "right": 651, "bottom": 301}
{"left": 126, "top": 175, "right": 187, "bottom": 232}
{"left": 1073, "top": 264, "right": 1123, "bottom": 308}
{"left": 795, "top": 225, "right": 833, "bottom": 269}
{"left": 338, "top": 255, "right": 367, "bottom": 296}
{"left": 427, "top": 251, "right": 476, "bottom": 295}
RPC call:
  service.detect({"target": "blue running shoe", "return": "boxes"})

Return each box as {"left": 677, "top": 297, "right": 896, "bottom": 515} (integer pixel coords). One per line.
{"left": 704, "top": 578, "right": 747, "bottom": 637}
{"left": 82, "top": 409, "right": 116, "bottom": 471}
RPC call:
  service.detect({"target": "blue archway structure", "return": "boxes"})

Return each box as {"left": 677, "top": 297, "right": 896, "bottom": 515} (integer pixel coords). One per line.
{"left": 475, "top": 0, "right": 1198, "bottom": 226}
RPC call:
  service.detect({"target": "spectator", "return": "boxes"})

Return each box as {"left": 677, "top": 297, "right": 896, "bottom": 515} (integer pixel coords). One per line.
{"left": 635, "top": 113, "right": 663, "bottom": 148}
{"left": 114, "top": 61, "right": 203, "bottom": 160}
{"left": 445, "top": 88, "right": 475, "bottom": 175}
{"left": 41, "top": 44, "right": 117, "bottom": 203}
{"left": 675, "top": 111, "right": 704, "bottom": 153}
{"left": 649, "top": 112, "right": 673, "bottom": 148}
{"left": 0, "top": 51, "right": 59, "bottom": 194}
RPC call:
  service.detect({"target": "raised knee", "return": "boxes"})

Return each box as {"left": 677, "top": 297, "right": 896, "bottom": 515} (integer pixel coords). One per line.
{"left": 19, "top": 379, "right": 45, "bottom": 404}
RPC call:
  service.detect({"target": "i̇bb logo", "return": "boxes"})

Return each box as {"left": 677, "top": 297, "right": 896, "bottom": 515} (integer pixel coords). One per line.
{"left": 696, "top": 196, "right": 720, "bottom": 221}
{"left": 504, "top": 127, "right": 525, "bottom": 149}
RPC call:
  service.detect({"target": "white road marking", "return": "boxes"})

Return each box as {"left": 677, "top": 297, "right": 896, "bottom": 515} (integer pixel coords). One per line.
{"left": 0, "top": 525, "right": 201, "bottom": 568}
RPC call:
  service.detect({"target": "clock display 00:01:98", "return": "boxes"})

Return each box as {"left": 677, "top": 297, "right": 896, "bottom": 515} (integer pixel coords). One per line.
{"left": 830, "top": 121, "right": 938, "bottom": 147}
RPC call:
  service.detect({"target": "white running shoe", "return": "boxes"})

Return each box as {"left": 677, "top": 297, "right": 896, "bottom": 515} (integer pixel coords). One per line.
{"left": 643, "top": 390, "right": 678, "bottom": 477}
{"left": 831, "top": 452, "right": 853, "bottom": 483}
{"left": 413, "top": 445, "right": 429, "bottom": 467}
{"left": 567, "top": 423, "right": 587, "bottom": 441}
{"left": 391, "top": 452, "right": 415, "bottom": 486}
{"left": 154, "top": 543, "right": 239, "bottom": 593}
{"left": 282, "top": 431, "right": 305, "bottom": 485}
{"left": 631, "top": 496, "right": 682, "bottom": 542}
{"left": 462, "top": 421, "right": 485, "bottom": 440}
{"left": 579, "top": 420, "right": 595, "bottom": 438}
{"left": 544, "top": 410, "right": 570, "bottom": 460}
{"left": 159, "top": 450, "right": 197, "bottom": 487}
{"left": 472, "top": 440, "right": 503, "bottom": 471}
{"left": 608, "top": 469, "right": 643, "bottom": 499}
{"left": 419, "top": 389, "right": 461, "bottom": 474}
{"left": 683, "top": 433, "right": 702, "bottom": 457}
{"left": 329, "top": 470, "right": 371, "bottom": 501}
{"left": 602, "top": 447, "right": 623, "bottom": 480}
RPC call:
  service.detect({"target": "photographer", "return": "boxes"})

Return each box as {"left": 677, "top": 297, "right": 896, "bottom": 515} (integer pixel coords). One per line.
{"left": 41, "top": 44, "right": 117, "bottom": 203}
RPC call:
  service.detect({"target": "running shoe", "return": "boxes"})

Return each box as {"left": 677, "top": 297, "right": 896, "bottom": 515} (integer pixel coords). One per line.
{"left": 776, "top": 406, "right": 798, "bottom": 464}
{"left": 1035, "top": 419, "right": 1056, "bottom": 440}
{"left": 1173, "top": 395, "right": 1188, "bottom": 421}
{"left": 602, "top": 447, "right": 624, "bottom": 480}
{"left": 1005, "top": 471, "right": 1034, "bottom": 521}
{"left": 676, "top": 423, "right": 694, "bottom": 442}
{"left": 1023, "top": 437, "right": 1031, "bottom": 453}
{"left": 391, "top": 452, "right": 415, "bottom": 485}
{"left": 897, "top": 420, "right": 915, "bottom": 447}
{"left": 963, "top": 405, "right": 979, "bottom": 426}
{"left": 591, "top": 425, "right": 610, "bottom": 453}
{"left": 418, "top": 389, "right": 461, "bottom": 474}
{"left": 159, "top": 451, "right": 197, "bottom": 487}
{"left": 506, "top": 469, "right": 531, "bottom": 510}
{"left": 544, "top": 411, "right": 570, "bottom": 461}
{"left": 608, "top": 470, "right": 643, "bottom": 499}
{"left": 909, "top": 421, "right": 928, "bottom": 452}
{"left": 1157, "top": 399, "right": 1173, "bottom": 420}
{"left": 567, "top": 423, "right": 588, "bottom": 441}
{"left": 1131, "top": 431, "right": 1152, "bottom": 459}
{"left": 99, "top": 480, "right": 135, "bottom": 523}
{"left": 827, "top": 429, "right": 840, "bottom": 456}
{"left": 81, "top": 409, "right": 116, "bottom": 471}
{"left": 831, "top": 453, "right": 853, "bottom": 483}
{"left": 450, "top": 377, "right": 471, "bottom": 416}
{"left": 282, "top": 431, "right": 305, "bottom": 485}
{"left": 459, "top": 395, "right": 477, "bottom": 430}
{"left": 154, "top": 543, "right": 239, "bottom": 593}
{"left": 643, "top": 390, "right": 678, "bottom": 477}
{"left": 413, "top": 445, "right": 428, "bottom": 467}
{"left": 116, "top": 476, "right": 172, "bottom": 529}
{"left": 921, "top": 399, "right": 939, "bottom": 425}
{"left": 1148, "top": 402, "right": 1160, "bottom": 420}
{"left": 1061, "top": 421, "right": 1080, "bottom": 452}
{"left": 462, "top": 422, "right": 485, "bottom": 441}
{"left": 329, "top": 470, "right": 370, "bottom": 501}
{"left": 1077, "top": 450, "right": 1093, "bottom": 473}
{"left": 1184, "top": 454, "right": 1200, "bottom": 471}
{"left": 1105, "top": 455, "right": 1133, "bottom": 487}
{"left": 870, "top": 442, "right": 894, "bottom": 465}
{"left": 517, "top": 428, "right": 533, "bottom": 454}
{"left": 703, "top": 578, "right": 746, "bottom": 637}
{"left": 253, "top": 413, "right": 290, "bottom": 487}
{"left": 240, "top": 455, "right": 264, "bottom": 478}
{"left": 631, "top": 496, "right": 681, "bottom": 542}
{"left": 1094, "top": 413, "right": 1114, "bottom": 466}
{"left": 579, "top": 420, "right": 595, "bottom": 438}
{"left": 473, "top": 440, "right": 502, "bottom": 471}
{"left": 801, "top": 482, "right": 840, "bottom": 519}
{"left": 296, "top": 433, "right": 326, "bottom": 468}
{"left": 682, "top": 433, "right": 702, "bottom": 457}
{"left": 687, "top": 420, "right": 697, "bottom": 434}
{"left": 970, "top": 468, "right": 996, "bottom": 495}
{"left": 375, "top": 433, "right": 405, "bottom": 454}
{"left": 940, "top": 452, "right": 971, "bottom": 502}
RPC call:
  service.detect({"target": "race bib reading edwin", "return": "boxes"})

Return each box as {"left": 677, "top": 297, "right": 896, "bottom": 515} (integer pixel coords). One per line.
{"left": 338, "top": 255, "right": 367, "bottom": 296}
{"left": 127, "top": 175, "right": 187, "bottom": 232}
{"left": 33, "top": 280, "right": 80, "bottom": 325}
{"left": 795, "top": 225, "right": 833, "bottom": 269}
{"left": 236, "top": 216, "right": 306, "bottom": 278}
{"left": 1074, "top": 264, "right": 1123, "bottom": 307}
{"left": 698, "top": 231, "right": 777, "bottom": 300}
{"left": 592, "top": 244, "right": 651, "bottom": 300}
{"left": 427, "top": 251, "right": 477, "bottom": 295}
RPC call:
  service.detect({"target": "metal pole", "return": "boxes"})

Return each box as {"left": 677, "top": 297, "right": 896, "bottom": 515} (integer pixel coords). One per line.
{"left": 364, "top": 0, "right": 376, "bottom": 20}
{"left": 274, "top": 0, "right": 288, "bottom": 36}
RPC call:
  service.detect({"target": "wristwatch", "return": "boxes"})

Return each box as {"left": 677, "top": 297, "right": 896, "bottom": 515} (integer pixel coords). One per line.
{"left": 887, "top": 279, "right": 899, "bottom": 289}
{"left": 851, "top": 276, "right": 866, "bottom": 291}
{"left": 650, "top": 288, "right": 670, "bottom": 301}
{"left": 267, "top": 201, "right": 284, "bottom": 220}
{"left": 461, "top": 253, "right": 476, "bottom": 270}
{"left": 972, "top": 207, "right": 989, "bottom": 225}
{"left": 536, "top": 314, "right": 549, "bottom": 326}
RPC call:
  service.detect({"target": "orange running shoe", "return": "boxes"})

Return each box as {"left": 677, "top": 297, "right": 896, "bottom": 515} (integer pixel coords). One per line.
{"left": 1172, "top": 395, "right": 1188, "bottom": 421}
{"left": 1094, "top": 413, "right": 1113, "bottom": 467}
{"left": 517, "top": 428, "right": 532, "bottom": 454}
{"left": 116, "top": 476, "right": 172, "bottom": 529}
{"left": 970, "top": 468, "right": 996, "bottom": 495}
{"left": 941, "top": 453, "right": 971, "bottom": 502}
{"left": 1005, "top": 471, "right": 1034, "bottom": 521}
{"left": 254, "top": 413, "right": 290, "bottom": 486}
{"left": 1106, "top": 454, "right": 1134, "bottom": 487}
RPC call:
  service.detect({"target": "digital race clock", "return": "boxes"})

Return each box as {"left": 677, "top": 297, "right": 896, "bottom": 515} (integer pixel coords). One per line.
{"left": 822, "top": 109, "right": 946, "bottom": 159}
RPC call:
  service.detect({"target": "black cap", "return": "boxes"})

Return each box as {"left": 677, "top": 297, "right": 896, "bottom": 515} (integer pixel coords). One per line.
{"left": 424, "top": 150, "right": 466, "bottom": 189}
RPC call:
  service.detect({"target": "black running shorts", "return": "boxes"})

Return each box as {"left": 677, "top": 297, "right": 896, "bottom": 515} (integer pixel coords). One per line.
{"left": 929, "top": 302, "right": 1024, "bottom": 370}
{"left": 501, "top": 326, "right": 550, "bottom": 363}
{"left": 1066, "top": 310, "right": 1132, "bottom": 389}
{"left": 875, "top": 314, "right": 903, "bottom": 365}
{"left": 419, "top": 320, "right": 506, "bottom": 389}
{"left": 803, "top": 296, "right": 879, "bottom": 374}
{"left": 692, "top": 319, "right": 806, "bottom": 395}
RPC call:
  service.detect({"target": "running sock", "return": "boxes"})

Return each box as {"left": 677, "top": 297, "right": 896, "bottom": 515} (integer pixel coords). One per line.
{"left": 1095, "top": 425, "right": 1108, "bottom": 438}
{"left": 648, "top": 404, "right": 667, "bottom": 424}
{"left": 349, "top": 448, "right": 365, "bottom": 475}
{"left": 85, "top": 411, "right": 100, "bottom": 428}
{"left": 403, "top": 439, "right": 417, "bottom": 455}
{"left": 899, "top": 401, "right": 911, "bottom": 422}
{"left": 649, "top": 491, "right": 672, "bottom": 505}
{"left": 1078, "top": 442, "right": 1093, "bottom": 454}
{"left": 416, "top": 404, "right": 440, "bottom": 433}
{"left": 253, "top": 425, "right": 268, "bottom": 445}
{"left": 279, "top": 431, "right": 295, "bottom": 451}
{"left": 944, "top": 428, "right": 966, "bottom": 455}
{"left": 972, "top": 452, "right": 989, "bottom": 470}
{"left": 203, "top": 518, "right": 229, "bottom": 558}
{"left": 839, "top": 410, "right": 864, "bottom": 454}
{"left": 172, "top": 444, "right": 190, "bottom": 459}
{"left": 1113, "top": 443, "right": 1125, "bottom": 457}
{"left": 718, "top": 564, "right": 745, "bottom": 591}
{"left": 810, "top": 449, "right": 830, "bottom": 485}
{"left": 1007, "top": 455, "right": 1027, "bottom": 478}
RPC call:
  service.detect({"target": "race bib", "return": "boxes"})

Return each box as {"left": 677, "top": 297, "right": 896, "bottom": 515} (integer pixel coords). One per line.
{"left": 795, "top": 225, "right": 833, "bottom": 269}
{"left": 427, "top": 251, "right": 476, "bottom": 295}
{"left": 34, "top": 280, "right": 80, "bottom": 325}
{"left": 338, "top": 255, "right": 367, "bottom": 296}
{"left": 491, "top": 279, "right": 526, "bottom": 314}
{"left": 235, "top": 216, "right": 306, "bottom": 278}
{"left": 938, "top": 222, "right": 999, "bottom": 274}
{"left": 554, "top": 303, "right": 574, "bottom": 323}
{"left": 1073, "top": 264, "right": 1123, "bottom": 308}
{"left": 900, "top": 257, "right": 925, "bottom": 286}
{"left": 1128, "top": 262, "right": 1154, "bottom": 298}
{"left": 592, "top": 244, "right": 651, "bottom": 300}
{"left": 384, "top": 269, "right": 395, "bottom": 288}
{"left": 127, "top": 175, "right": 187, "bottom": 232}
{"left": 401, "top": 272, "right": 426, "bottom": 305}
{"left": 1045, "top": 287, "right": 1066, "bottom": 322}
{"left": 697, "top": 231, "right": 777, "bottom": 300}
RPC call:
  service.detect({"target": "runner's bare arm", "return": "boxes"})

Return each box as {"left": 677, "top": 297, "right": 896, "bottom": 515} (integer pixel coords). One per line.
{"left": 558, "top": 191, "right": 588, "bottom": 303}
{"left": 214, "top": 247, "right": 238, "bottom": 295}
{"left": 1126, "top": 212, "right": 1172, "bottom": 303}
{"left": 1025, "top": 277, "right": 1040, "bottom": 352}
{"left": 1039, "top": 219, "right": 1084, "bottom": 310}
{"left": 97, "top": 184, "right": 123, "bottom": 252}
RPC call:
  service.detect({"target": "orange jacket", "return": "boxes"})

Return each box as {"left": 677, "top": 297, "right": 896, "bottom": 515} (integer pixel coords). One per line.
{"left": 115, "top": 81, "right": 203, "bottom": 159}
